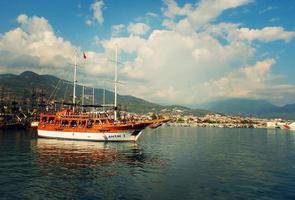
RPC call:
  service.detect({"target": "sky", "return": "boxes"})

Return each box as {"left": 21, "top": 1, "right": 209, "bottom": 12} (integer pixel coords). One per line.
{"left": 0, "top": 0, "right": 295, "bottom": 106}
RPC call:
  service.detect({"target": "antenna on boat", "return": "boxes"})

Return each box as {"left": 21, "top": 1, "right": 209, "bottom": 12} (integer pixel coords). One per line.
{"left": 73, "top": 49, "right": 77, "bottom": 112}
{"left": 114, "top": 44, "right": 118, "bottom": 121}
{"left": 82, "top": 85, "right": 85, "bottom": 111}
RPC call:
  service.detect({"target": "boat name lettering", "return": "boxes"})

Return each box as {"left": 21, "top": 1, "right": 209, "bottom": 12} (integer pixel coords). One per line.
{"left": 108, "top": 135, "right": 122, "bottom": 138}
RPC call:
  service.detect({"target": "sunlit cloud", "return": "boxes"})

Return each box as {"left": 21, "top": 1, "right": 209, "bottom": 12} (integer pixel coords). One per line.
{"left": 1, "top": 0, "right": 295, "bottom": 105}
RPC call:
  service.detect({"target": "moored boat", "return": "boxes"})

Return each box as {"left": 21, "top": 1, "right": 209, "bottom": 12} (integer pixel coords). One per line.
{"left": 148, "top": 118, "right": 169, "bottom": 129}
{"left": 38, "top": 110, "right": 162, "bottom": 141}
{"left": 289, "top": 122, "right": 295, "bottom": 131}
{"left": 281, "top": 124, "right": 290, "bottom": 130}
{"left": 0, "top": 113, "right": 28, "bottom": 130}
{"left": 37, "top": 48, "right": 168, "bottom": 141}
{"left": 30, "top": 121, "right": 39, "bottom": 129}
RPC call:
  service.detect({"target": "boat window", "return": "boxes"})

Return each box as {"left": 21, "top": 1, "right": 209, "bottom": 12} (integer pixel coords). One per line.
{"left": 48, "top": 117, "right": 55, "bottom": 124}
{"left": 70, "top": 120, "right": 77, "bottom": 127}
{"left": 86, "top": 120, "right": 93, "bottom": 128}
{"left": 62, "top": 120, "right": 69, "bottom": 126}
{"left": 77, "top": 120, "right": 85, "bottom": 128}
{"left": 42, "top": 117, "right": 47, "bottom": 122}
{"left": 95, "top": 120, "right": 100, "bottom": 125}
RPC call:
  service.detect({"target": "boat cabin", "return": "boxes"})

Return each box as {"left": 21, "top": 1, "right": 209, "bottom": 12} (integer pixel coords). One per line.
{"left": 39, "top": 110, "right": 113, "bottom": 129}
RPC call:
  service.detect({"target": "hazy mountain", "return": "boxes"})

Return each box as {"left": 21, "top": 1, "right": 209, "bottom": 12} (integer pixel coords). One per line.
{"left": 199, "top": 98, "right": 295, "bottom": 120}
{"left": 0, "top": 71, "right": 211, "bottom": 116}
{"left": 2, "top": 72, "right": 294, "bottom": 119}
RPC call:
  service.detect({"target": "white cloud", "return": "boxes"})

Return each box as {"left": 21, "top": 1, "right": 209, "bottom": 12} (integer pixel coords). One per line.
{"left": 163, "top": 0, "right": 192, "bottom": 19}
{"left": 253, "top": 84, "right": 295, "bottom": 105}
{"left": 210, "top": 59, "right": 275, "bottom": 97}
{"left": 90, "top": 0, "right": 104, "bottom": 25}
{"left": 146, "top": 12, "right": 158, "bottom": 17}
{"left": 0, "top": 15, "right": 72, "bottom": 70}
{"left": 259, "top": 6, "right": 277, "bottom": 14}
{"left": 98, "top": 28, "right": 255, "bottom": 104}
{"left": 155, "top": 86, "right": 180, "bottom": 100}
{"left": 127, "top": 23, "right": 150, "bottom": 35}
{"left": 206, "top": 24, "right": 295, "bottom": 43}
{"left": 269, "top": 18, "right": 279, "bottom": 23}
{"left": 163, "top": 0, "right": 254, "bottom": 29}
{"left": 99, "top": 21, "right": 295, "bottom": 105}
{"left": 101, "top": 35, "right": 146, "bottom": 54}
{"left": 162, "top": 18, "right": 195, "bottom": 34}
{"left": 2, "top": 0, "right": 295, "bottom": 106}
{"left": 111, "top": 24, "right": 125, "bottom": 36}
{"left": 235, "top": 27, "right": 295, "bottom": 42}
{"left": 0, "top": 14, "right": 113, "bottom": 86}
{"left": 85, "top": 19, "right": 93, "bottom": 26}
{"left": 17, "top": 14, "right": 28, "bottom": 24}
{"left": 205, "top": 22, "right": 240, "bottom": 37}
{"left": 193, "top": 59, "right": 295, "bottom": 104}
{"left": 92, "top": 36, "right": 100, "bottom": 45}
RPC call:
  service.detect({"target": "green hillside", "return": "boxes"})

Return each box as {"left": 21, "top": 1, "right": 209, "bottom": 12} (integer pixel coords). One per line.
{"left": 0, "top": 71, "right": 211, "bottom": 116}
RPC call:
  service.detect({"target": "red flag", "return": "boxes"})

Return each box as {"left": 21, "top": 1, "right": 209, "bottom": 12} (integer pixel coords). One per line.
{"left": 83, "top": 52, "right": 87, "bottom": 59}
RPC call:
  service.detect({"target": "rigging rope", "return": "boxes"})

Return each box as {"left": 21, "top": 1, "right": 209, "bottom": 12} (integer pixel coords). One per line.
{"left": 63, "top": 80, "right": 70, "bottom": 101}
{"left": 47, "top": 78, "right": 62, "bottom": 104}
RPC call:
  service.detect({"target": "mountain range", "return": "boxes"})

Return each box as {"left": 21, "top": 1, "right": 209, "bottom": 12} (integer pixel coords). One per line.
{"left": 0, "top": 71, "right": 211, "bottom": 116}
{"left": 198, "top": 98, "right": 295, "bottom": 120}
{"left": 1, "top": 71, "right": 295, "bottom": 119}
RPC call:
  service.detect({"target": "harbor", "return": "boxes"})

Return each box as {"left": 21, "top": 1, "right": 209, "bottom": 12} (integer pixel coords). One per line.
{"left": 4, "top": 93, "right": 295, "bottom": 132}
{"left": 1, "top": 0, "right": 295, "bottom": 199}
{"left": 165, "top": 113, "right": 295, "bottom": 130}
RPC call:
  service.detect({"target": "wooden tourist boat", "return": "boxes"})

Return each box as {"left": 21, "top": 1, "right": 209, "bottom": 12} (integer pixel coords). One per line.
{"left": 37, "top": 47, "right": 168, "bottom": 141}
{"left": 38, "top": 110, "right": 165, "bottom": 141}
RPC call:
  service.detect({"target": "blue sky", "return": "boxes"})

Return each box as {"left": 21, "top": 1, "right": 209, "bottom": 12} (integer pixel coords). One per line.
{"left": 0, "top": 0, "right": 295, "bottom": 106}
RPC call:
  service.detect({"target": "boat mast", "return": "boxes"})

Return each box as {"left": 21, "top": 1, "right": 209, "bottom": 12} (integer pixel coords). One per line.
{"left": 82, "top": 85, "right": 85, "bottom": 110}
{"left": 92, "top": 87, "right": 95, "bottom": 111}
{"left": 73, "top": 50, "right": 77, "bottom": 112}
{"left": 114, "top": 45, "right": 118, "bottom": 121}
{"left": 103, "top": 81, "right": 106, "bottom": 112}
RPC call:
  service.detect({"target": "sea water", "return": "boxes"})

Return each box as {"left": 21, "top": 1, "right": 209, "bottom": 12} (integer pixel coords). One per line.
{"left": 0, "top": 127, "right": 295, "bottom": 199}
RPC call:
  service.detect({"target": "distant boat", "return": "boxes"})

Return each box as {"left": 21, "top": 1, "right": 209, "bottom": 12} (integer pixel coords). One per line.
{"left": 281, "top": 124, "right": 290, "bottom": 130}
{"left": 30, "top": 121, "right": 39, "bottom": 129}
{"left": 289, "top": 122, "right": 295, "bottom": 131}
{"left": 0, "top": 113, "right": 27, "bottom": 130}
{"left": 149, "top": 119, "right": 169, "bottom": 129}
{"left": 149, "top": 123, "right": 162, "bottom": 129}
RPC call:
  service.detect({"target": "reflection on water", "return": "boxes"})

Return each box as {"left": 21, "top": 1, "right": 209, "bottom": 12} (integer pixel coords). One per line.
{"left": 36, "top": 138, "right": 165, "bottom": 180}
{"left": 36, "top": 138, "right": 165, "bottom": 177}
{"left": 0, "top": 131, "right": 168, "bottom": 199}
{"left": 2, "top": 128, "right": 295, "bottom": 199}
